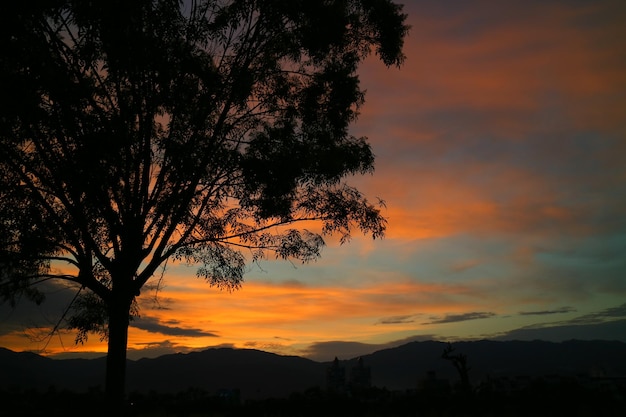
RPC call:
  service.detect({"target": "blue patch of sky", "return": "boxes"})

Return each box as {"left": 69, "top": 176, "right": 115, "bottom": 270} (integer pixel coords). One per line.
{"left": 362, "top": 234, "right": 521, "bottom": 283}
{"left": 534, "top": 233, "right": 626, "bottom": 270}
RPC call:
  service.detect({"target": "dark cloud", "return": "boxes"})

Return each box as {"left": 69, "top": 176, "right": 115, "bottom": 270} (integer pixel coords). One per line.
{"left": 301, "top": 335, "right": 438, "bottom": 362}
{"left": 567, "top": 303, "right": 626, "bottom": 324}
{"left": 0, "top": 310, "right": 25, "bottom": 336}
{"left": 0, "top": 282, "right": 80, "bottom": 328}
{"left": 424, "top": 312, "right": 495, "bottom": 325}
{"left": 493, "top": 319, "right": 626, "bottom": 343}
{"left": 518, "top": 306, "right": 576, "bottom": 316}
{"left": 493, "top": 304, "right": 626, "bottom": 342}
{"left": 377, "top": 315, "right": 416, "bottom": 324}
{"left": 130, "top": 316, "right": 219, "bottom": 337}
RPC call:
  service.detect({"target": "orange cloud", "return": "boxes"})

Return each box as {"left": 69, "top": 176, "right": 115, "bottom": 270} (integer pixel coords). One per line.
{"left": 360, "top": 160, "right": 598, "bottom": 243}
{"left": 120, "top": 276, "right": 489, "bottom": 352}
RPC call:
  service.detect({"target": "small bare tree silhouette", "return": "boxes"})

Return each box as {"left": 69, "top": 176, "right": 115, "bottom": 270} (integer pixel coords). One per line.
{"left": 442, "top": 342, "right": 472, "bottom": 395}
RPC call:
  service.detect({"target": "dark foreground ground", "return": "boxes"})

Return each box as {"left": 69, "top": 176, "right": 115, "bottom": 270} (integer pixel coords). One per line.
{"left": 1, "top": 381, "right": 624, "bottom": 417}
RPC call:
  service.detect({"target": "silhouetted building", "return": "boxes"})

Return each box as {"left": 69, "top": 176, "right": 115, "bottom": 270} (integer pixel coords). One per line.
{"left": 327, "top": 357, "right": 346, "bottom": 393}
{"left": 349, "top": 357, "right": 371, "bottom": 392}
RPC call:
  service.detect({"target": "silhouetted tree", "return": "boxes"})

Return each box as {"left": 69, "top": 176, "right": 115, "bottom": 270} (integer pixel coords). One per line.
{"left": 442, "top": 342, "right": 472, "bottom": 395}
{"left": 0, "top": 0, "right": 408, "bottom": 414}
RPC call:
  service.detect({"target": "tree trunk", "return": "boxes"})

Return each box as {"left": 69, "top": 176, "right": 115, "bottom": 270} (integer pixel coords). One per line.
{"left": 105, "top": 292, "right": 132, "bottom": 416}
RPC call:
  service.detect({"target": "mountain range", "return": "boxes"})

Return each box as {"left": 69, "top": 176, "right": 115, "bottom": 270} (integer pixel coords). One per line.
{"left": 1, "top": 340, "right": 625, "bottom": 400}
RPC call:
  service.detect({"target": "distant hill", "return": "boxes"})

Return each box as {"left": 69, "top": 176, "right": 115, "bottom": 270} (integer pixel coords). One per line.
{"left": 353, "top": 340, "right": 626, "bottom": 390}
{"left": 1, "top": 340, "right": 625, "bottom": 400}
{"left": 127, "top": 348, "right": 326, "bottom": 399}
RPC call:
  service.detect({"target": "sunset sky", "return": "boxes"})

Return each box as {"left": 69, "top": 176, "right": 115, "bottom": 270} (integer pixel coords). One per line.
{"left": 1, "top": 0, "right": 625, "bottom": 362}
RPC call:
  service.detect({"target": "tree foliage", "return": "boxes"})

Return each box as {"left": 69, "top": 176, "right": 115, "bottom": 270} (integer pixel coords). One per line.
{"left": 0, "top": 0, "right": 408, "bottom": 410}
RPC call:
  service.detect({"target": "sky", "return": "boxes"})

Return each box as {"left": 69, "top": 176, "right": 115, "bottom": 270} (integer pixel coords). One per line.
{"left": 1, "top": 0, "right": 625, "bottom": 362}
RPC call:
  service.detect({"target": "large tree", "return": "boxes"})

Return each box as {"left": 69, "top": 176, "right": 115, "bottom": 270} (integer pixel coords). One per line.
{"left": 0, "top": 0, "right": 408, "bottom": 413}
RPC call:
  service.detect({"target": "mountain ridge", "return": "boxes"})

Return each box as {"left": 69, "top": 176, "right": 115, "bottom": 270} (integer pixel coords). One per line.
{"left": 1, "top": 340, "right": 625, "bottom": 400}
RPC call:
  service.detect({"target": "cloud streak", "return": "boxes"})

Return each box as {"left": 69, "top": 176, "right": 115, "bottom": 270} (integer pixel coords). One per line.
{"left": 566, "top": 303, "right": 626, "bottom": 325}
{"left": 377, "top": 315, "right": 418, "bottom": 325}
{"left": 494, "top": 303, "right": 626, "bottom": 343}
{"left": 131, "top": 316, "right": 219, "bottom": 338}
{"left": 424, "top": 312, "right": 496, "bottom": 325}
{"left": 519, "top": 307, "right": 577, "bottom": 316}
